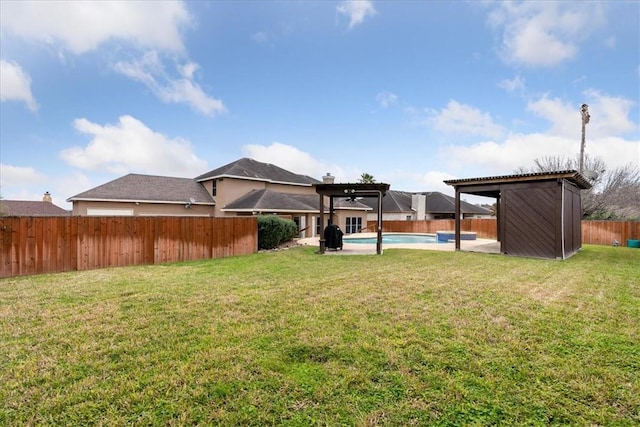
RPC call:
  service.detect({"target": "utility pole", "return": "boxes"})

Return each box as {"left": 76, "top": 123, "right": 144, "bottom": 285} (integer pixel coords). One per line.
{"left": 579, "top": 104, "right": 590, "bottom": 173}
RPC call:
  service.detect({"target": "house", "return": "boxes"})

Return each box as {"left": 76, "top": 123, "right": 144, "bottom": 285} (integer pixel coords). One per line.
{"left": 0, "top": 192, "right": 69, "bottom": 216}
{"left": 67, "top": 158, "right": 370, "bottom": 237}
{"left": 357, "top": 190, "right": 492, "bottom": 222}
{"left": 194, "top": 158, "right": 327, "bottom": 236}
{"left": 67, "top": 157, "right": 493, "bottom": 239}
{"left": 67, "top": 174, "right": 215, "bottom": 217}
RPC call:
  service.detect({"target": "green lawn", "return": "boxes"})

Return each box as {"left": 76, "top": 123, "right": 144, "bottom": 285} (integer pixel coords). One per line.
{"left": 1, "top": 245, "right": 638, "bottom": 426}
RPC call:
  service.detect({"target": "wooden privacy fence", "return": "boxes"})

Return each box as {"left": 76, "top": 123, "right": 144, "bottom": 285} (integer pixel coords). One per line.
{"left": 0, "top": 216, "right": 257, "bottom": 278}
{"left": 368, "top": 219, "right": 640, "bottom": 247}
{"left": 581, "top": 220, "right": 640, "bottom": 246}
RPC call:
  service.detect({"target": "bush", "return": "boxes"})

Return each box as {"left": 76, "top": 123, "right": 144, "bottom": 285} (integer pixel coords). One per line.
{"left": 257, "top": 215, "right": 298, "bottom": 249}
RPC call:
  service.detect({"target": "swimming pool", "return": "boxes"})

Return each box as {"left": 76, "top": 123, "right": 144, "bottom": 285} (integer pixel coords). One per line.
{"left": 342, "top": 233, "right": 440, "bottom": 244}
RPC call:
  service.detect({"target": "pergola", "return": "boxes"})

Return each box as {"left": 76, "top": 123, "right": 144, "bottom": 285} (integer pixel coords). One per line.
{"left": 314, "top": 183, "right": 390, "bottom": 255}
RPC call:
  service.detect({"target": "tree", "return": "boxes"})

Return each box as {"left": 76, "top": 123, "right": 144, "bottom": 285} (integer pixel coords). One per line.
{"left": 589, "top": 164, "right": 640, "bottom": 219}
{"left": 515, "top": 155, "right": 640, "bottom": 220}
{"left": 358, "top": 172, "right": 376, "bottom": 183}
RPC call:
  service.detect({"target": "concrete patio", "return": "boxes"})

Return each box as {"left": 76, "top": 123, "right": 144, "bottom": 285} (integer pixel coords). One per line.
{"left": 297, "top": 233, "right": 501, "bottom": 256}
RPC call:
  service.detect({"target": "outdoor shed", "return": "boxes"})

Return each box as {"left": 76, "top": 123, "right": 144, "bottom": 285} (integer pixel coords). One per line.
{"left": 444, "top": 171, "right": 592, "bottom": 260}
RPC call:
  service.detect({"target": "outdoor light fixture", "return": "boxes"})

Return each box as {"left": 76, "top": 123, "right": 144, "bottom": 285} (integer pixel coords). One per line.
{"left": 344, "top": 188, "right": 358, "bottom": 202}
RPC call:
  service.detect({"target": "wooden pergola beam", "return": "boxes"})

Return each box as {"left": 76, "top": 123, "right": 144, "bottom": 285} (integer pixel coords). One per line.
{"left": 314, "top": 183, "right": 390, "bottom": 255}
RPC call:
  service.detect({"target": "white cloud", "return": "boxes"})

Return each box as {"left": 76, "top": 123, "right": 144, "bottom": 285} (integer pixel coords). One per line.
{"left": 0, "top": 164, "right": 47, "bottom": 188}
{"left": 498, "top": 75, "right": 525, "bottom": 94}
{"left": 0, "top": 60, "right": 38, "bottom": 111}
{"left": 526, "top": 94, "right": 577, "bottom": 137}
{"left": 442, "top": 131, "right": 638, "bottom": 178}
{"left": 376, "top": 91, "right": 398, "bottom": 108}
{"left": 114, "top": 51, "right": 226, "bottom": 116}
{"left": 55, "top": 171, "right": 93, "bottom": 208}
{"left": 242, "top": 142, "right": 347, "bottom": 182}
{"left": 0, "top": 165, "right": 92, "bottom": 209}
{"left": 0, "top": 0, "right": 191, "bottom": 54}
{"left": 487, "top": 1, "right": 605, "bottom": 67}
{"left": 528, "top": 91, "right": 637, "bottom": 138}
{"left": 59, "top": 115, "right": 207, "bottom": 176}
{"left": 252, "top": 31, "right": 269, "bottom": 44}
{"left": 337, "top": 0, "right": 377, "bottom": 29}
{"left": 417, "top": 171, "right": 458, "bottom": 196}
{"left": 442, "top": 134, "right": 576, "bottom": 175}
{"left": 604, "top": 35, "right": 616, "bottom": 49}
{"left": 438, "top": 90, "right": 639, "bottom": 178}
{"left": 426, "top": 100, "right": 506, "bottom": 139}
{"left": 1, "top": 1, "right": 224, "bottom": 116}
{"left": 582, "top": 90, "right": 637, "bottom": 137}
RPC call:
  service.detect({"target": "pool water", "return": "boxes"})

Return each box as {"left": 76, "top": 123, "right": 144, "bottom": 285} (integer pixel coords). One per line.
{"left": 343, "top": 233, "right": 440, "bottom": 244}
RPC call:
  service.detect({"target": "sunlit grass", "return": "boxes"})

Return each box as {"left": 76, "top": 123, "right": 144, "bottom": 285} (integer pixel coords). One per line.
{"left": 1, "top": 245, "right": 638, "bottom": 425}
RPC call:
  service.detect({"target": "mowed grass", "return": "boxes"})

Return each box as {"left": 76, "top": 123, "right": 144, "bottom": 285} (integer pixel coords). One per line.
{"left": 1, "top": 245, "right": 638, "bottom": 426}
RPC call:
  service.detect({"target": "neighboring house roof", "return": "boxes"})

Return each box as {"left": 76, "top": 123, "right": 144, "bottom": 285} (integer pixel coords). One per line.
{"left": 422, "top": 191, "right": 490, "bottom": 214}
{"left": 222, "top": 189, "right": 371, "bottom": 213}
{"left": 359, "top": 190, "right": 491, "bottom": 215}
{"left": 1, "top": 200, "right": 69, "bottom": 216}
{"left": 67, "top": 173, "right": 214, "bottom": 204}
{"left": 195, "top": 157, "right": 322, "bottom": 186}
{"left": 380, "top": 190, "right": 415, "bottom": 213}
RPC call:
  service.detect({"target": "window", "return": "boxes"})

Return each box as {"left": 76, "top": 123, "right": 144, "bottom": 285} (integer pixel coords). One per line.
{"left": 345, "top": 217, "right": 362, "bottom": 234}
{"left": 212, "top": 180, "right": 217, "bottom": 197}
{"left": 293, "top": 216, "right": 305, "bottom": 238}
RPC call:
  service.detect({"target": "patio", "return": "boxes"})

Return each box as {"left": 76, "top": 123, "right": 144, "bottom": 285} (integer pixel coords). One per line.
{"left": 298, "top": 233, "right": 500, "bottom": 256}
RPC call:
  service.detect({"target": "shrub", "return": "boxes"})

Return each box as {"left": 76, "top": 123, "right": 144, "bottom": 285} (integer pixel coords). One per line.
{"left": 257, "top": 215, "right": 298, "bottom": 249}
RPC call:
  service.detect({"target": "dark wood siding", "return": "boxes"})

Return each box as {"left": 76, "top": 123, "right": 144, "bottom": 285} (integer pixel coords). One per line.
{"left": 502, "top": 183, "right": 557, "bottom": 258}
{"left": 563, "top": 181, "right": 583, "bottom": 258}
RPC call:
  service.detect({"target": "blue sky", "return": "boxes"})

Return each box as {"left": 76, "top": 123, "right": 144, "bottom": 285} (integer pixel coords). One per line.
{"left": 1, "top": 0, "right": 639, "bottom": 209}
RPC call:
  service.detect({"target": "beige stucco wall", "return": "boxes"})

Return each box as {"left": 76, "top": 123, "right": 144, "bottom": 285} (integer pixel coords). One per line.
{"left": 266, "top": 182, "right": 315, "bottom": 195}
{"left": 329, "top": 210, "right": 368, "bottom": 235}
{"left": 366, "top": 212, "right": 415, "bottom": 222}
{"left": 200, "top": 178, "right": 323, "bottom": 238}
{"left": 72, "top": 201, "right": 215, "bottom": 216}
{"left": 216, "top": 178, "right": 264, "bottom": 216}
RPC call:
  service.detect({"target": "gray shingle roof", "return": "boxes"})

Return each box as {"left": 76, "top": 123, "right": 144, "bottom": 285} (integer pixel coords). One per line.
{"left": 67, "top": 174, "right": 214, "bottom": 204}
{"left": 223, "top": 189, "right": 372, "bottom": 212}
{"left": 358, "top": 190, "right": 491, "bottom": 215}
{"left": 1, "top": 200, "right": 70, "bottom": 216}
{"left": 422, "top": 191, "right": 489, "bottom": 214}
{"left": 222, "top": 189, "right": 318, "bottom": 212}
{"left": 195, "top": 158, "right": 321, "bottom": 186}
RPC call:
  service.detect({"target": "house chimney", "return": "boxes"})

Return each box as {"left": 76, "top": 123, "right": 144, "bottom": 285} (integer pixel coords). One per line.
{"left": 43, "top": 192, "right": 52, "bottom": 203}
{"left": 322, "top": 173, "right": 335, "bottom": 184}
